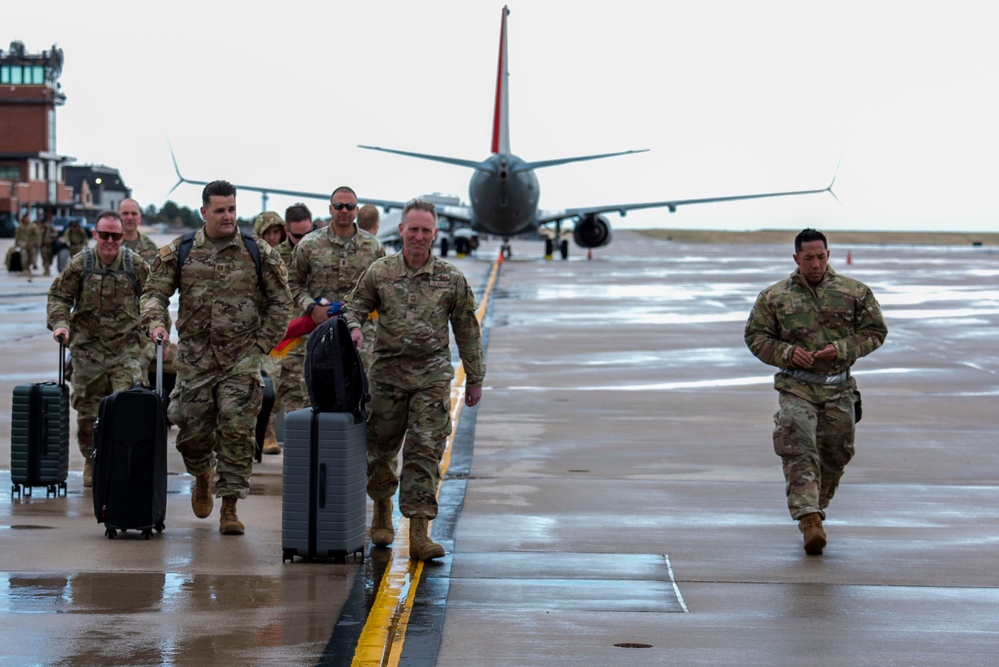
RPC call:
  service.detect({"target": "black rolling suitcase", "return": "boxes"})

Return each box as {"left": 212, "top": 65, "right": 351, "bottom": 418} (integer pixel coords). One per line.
{"left": 10, "top": 344, "right": 70, "bottom": 498}
{"left": 92, "top": 342, "right": 168, "bottom": 539}
{"left": 6, "top": 246, "right": 23, "bottom": 273}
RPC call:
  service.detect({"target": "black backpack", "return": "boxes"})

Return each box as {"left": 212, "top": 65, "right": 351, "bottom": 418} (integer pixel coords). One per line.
{"left": 304, "top": 315, "right": 370, "bottom": 421}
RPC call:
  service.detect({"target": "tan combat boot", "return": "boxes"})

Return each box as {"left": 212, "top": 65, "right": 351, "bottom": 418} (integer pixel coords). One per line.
{"left": 219, "top": 497, "right": 245, "bottom": 535}
{"left": 262, "top": 423, "right": 281, "bottom": 455}
{"left": 409, "top": 517, "right": 445, "bottom": 561}
{"left": 798, "top": 513, "right": 827, "bottom": 555}
{"left": 371, "top": 498, "right": 395, "bottom": 547}
{"left": 191, "top": 469, "right": 214, "bottom": 519}
{"left": 83, "top": 459, "right": 93, "bottom": 488}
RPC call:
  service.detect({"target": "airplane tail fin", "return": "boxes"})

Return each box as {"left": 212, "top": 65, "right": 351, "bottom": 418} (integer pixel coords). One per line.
{"left": 491, "top": 6, "right": 511, "bottom": 155}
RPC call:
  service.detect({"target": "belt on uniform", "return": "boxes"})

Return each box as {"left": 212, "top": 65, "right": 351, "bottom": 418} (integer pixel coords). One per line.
{"left": 780, "top": 368, "right": 851, "bottom": 385}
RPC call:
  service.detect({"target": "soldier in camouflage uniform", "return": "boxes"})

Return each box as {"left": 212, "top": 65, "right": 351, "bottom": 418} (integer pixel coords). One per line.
{"left": 744, "top": 228, "right": 887, "bottom": 555}
{"left": 345, "top": 199, "right": 485, "bottom": 561}
{"left": 278, "top": 202, "right": 316, "bottom": 262}
{"left": 288, "top": 186, "right": 385, "bottom": 324}
{"left": 262, "top": 202, "right": 317, "bottom": 429}
{"left": 62, "top": 219, "right": 89, "bottom": 256}
{"left": 14, "top": 213, "right": 40, "bottom": 281}
{"left": 119, "top": 198, "right": 161, "bottom": 264}
{"left": 142, "top": 180, "right": 291, "bottom": 536}
{"left": 46, "top": 211, "right": 149, "bottom": 488}
{"left": 253, "top": 210, "right": 290, "bottom": 455}
{"left": 119, "top": 199, "right": 164, "bottom": 373}
{"left": 38, "top": 217, "right": 60, "bottom": 277}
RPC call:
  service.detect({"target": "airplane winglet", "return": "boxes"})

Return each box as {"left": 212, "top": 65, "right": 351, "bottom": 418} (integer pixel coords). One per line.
{"left": 825, "top": 157, "right": 843, "bottom": 206}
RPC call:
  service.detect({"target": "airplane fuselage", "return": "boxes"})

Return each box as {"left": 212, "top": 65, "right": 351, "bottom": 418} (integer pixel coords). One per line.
{"left": 469, "top": 153, "right": 539, "bottom": 238}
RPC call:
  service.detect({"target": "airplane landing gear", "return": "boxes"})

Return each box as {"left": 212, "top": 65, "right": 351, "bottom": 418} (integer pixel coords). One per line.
{"left": 543, "top": 238, "right": 570, "bottom": 260}
{"left": 501, "top": 243, "right": 512, "bottom": 259}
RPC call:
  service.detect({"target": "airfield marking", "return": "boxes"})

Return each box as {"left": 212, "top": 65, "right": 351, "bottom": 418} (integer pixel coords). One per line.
{"left": 352, "top": 258, "right": 501, "bottom": 667}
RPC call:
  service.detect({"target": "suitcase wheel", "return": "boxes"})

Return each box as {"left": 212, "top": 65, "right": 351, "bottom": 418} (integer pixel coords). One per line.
{"left": 142, "top": 530, "right": 152, "bottom": 540}
{"left": 105, "top": 528, "right": 118, "bottom": 539}
{"left": 155, "top": 522, "right": 165, "bottom": 533}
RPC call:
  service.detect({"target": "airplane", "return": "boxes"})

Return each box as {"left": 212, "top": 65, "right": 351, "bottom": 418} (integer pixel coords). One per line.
{"left": 169, "top": 6, "right": 837, "bottom": 260}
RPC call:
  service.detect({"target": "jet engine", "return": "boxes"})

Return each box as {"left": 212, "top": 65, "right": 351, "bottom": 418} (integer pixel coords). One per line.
{"left": 572, "top": 214, "right": 613, "bottom": 248}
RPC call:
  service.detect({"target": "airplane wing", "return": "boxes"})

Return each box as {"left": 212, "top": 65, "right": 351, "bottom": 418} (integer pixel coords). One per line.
{"left": 538, "top": 176, "right": 839, "bottom": 225}
{"left": 168, "top": 144, "right": 409, "bottom": 213}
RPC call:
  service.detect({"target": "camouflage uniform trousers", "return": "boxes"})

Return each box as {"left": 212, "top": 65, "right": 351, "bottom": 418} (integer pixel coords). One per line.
{"left": 260, "top": 344, "right": 308, "bottom": 431}
{"left": 40, "top": 248, "right": 54, "bottom": 273}
{"left": 71, "top": 353, "right": 144, "bottom": 458}
{"left": 20, "top": 246, "right": 37, "bottom": 272}
{"left": 168, "top": 357, "right": 263, "bottom": 499}
{"left": 366, "top": 380, "right": 451, "bottom": 519}
{"left": 772, "top": 391, "right": 856, "bottom": 521}
{"left": 275, "top": 342, "right": 308, "bottom": 413}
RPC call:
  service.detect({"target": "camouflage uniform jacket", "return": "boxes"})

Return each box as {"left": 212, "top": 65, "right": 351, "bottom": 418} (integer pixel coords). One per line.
{"left": 123, "top": 232, "right": 160, "bottom": 264}
{"left": 744, "top": 265, "right": 887, "bottom": 403}
{"left": 276, "top": 239, "right": 300, "bottom": 320}
{"left": 40, "top": 224, "right": 60, "bottom": 253}
{"left": 344, "top": 252, "right": 486, "bottom": 389}
{"left": 63, "top": 226, "right": 89, "bottom": 255}
{"left": 276, "top": 238, "right": 296, "bottom": 268}
{"left": 288, "top": 224, "right": 385, "bottom": 312}
{"left": 140, "top": 227, "right": 291, "bottom": 372}
{"left": 15, "top": 221, "right": 40, "bottom": 251}
{"left": 47, "top": 247, "right": 149, "bottom": 362}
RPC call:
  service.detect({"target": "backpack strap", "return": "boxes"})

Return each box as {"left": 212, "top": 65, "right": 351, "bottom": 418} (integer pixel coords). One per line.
{"left": 240, "top": 231, "right": 264, "bottom": 290}
{"left": 174, "top": 229, "right": 262, "bottom": 290}
{"left": 174, "top": 230, "right": 196, "bottom": 288}
{"left": 119, "top": 247, "right": 141, "bottom": 296}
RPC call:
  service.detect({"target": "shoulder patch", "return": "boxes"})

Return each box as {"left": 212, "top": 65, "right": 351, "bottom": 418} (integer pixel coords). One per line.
{"left": 159, "top": 245, "right": 172, "bottom": 258}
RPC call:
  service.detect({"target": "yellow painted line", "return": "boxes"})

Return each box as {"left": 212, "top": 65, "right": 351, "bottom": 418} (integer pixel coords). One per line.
{"left": 352, "top": 258, "right": 501, "bottom": 667}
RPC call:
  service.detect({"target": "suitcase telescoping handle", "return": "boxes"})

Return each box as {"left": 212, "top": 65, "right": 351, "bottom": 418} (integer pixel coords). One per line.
{"left": 57, "top": 340, "right": 66, "bottom": 387}
{"left": 155, "top": 335, "right": 164, "bottom": 397}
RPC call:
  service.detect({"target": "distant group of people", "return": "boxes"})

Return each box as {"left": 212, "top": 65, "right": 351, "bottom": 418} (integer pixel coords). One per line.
{"left": 42, "top": 182, "right": 486, "bottom": 558}
{"left": 12, "top": 213, "right": 90, "bottom": 282}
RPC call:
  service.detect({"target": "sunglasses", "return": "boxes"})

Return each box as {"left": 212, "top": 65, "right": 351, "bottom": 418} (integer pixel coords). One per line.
{"left": 332, "top": 203, "right": 357, "bottom": 211}
{"left": 96, "top": 231, "right": 123, "bottom": 241}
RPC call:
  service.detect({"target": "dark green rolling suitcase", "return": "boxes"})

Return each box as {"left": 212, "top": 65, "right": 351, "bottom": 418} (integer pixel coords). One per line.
{"left": 11, "top": 345, "right": 70, "bottom": 497}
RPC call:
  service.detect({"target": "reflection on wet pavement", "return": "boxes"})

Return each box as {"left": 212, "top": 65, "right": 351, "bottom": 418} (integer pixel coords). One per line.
{"left": 0, "top": 570, "right": 349, "bottom": 666}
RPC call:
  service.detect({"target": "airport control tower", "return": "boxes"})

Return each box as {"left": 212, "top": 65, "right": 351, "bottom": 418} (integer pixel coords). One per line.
{"left": 0, "top": 40, "right": 75, "bottom": 224}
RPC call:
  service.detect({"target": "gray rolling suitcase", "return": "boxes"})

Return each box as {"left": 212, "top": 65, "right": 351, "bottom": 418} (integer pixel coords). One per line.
{"left": 282, "top": 409, "right": 366, "bottom": 563}
{"left": 10, "top": 344, "right": 70, "bottom": 497}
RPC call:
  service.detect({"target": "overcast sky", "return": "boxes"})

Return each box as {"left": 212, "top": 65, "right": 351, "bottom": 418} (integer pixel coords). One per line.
{"left": 6, "top": 0, "right": 998, "bottom": 232}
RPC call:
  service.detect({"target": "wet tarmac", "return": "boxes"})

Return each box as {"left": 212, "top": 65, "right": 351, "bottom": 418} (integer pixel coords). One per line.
{"left": 2, "top": 232, "right": 998, "bottom": 666}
